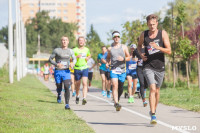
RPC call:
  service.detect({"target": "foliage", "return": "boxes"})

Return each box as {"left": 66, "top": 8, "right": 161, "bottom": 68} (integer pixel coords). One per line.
{"left": 177, "top": 38, "right": 197, "bottom": 61}
{"left": 121, "top": 20, "right": 147, "bottom": 45}
{"left": 86, "top": 24, "right": 105, "bottom": 61}
{"left": 0, "top": 26, "right": 8, "bottom": 47}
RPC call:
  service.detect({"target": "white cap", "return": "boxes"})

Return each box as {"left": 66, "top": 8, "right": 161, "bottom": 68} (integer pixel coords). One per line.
{"left": 130, "top": 44, "right": 137, "bottom": 49}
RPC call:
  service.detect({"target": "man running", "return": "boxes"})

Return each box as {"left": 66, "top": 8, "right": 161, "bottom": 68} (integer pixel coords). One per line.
{"left": 49, "top": 36, "right": 76, "bottom": 110}
{"left": 98, "top": 46, "right": 111, "bottom": 97}
{"left": 126, "top": 44, "right": 138, "bottom": 103}
{"left": 138, "top": 14, "right": 171, "bottom": 124}
{"left": 73, "top": 36, "right": 91, "bottom": 105}
{"left": 106, "top": 31, "right": 130, "bottom": 111}
{"left": 87, "top": 57, "right": 96, "bottom": 91}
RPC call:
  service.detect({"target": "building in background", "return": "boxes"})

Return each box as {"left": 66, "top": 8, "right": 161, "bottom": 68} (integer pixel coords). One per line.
{"left": 19, "top": 0, "right": 86, "bottom": 37}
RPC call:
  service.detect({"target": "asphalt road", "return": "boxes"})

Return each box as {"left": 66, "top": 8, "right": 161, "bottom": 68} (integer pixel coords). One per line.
{"left": 38, "top": 76, "right": 200, "bottom": 133}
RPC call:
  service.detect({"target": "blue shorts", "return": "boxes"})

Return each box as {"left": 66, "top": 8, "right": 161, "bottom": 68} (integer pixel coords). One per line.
{"left": 74, "top": 68, "right": 88, "bottom": 81}
{"left": 54, "top": 69, "right": 71, "bottom": 84}
{"left": 110, "top": 71, "right": 126, "bottom": 83}
{"left": 126, "top": 70, "right": 137, "bottom": 79}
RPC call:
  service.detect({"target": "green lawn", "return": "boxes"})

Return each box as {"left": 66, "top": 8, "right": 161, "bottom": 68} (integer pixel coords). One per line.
{"left": 0, "top": 72, "right": 94, "bottom": 133}
{"left": 92, "top": 79, "right": 200, "bottom": 112}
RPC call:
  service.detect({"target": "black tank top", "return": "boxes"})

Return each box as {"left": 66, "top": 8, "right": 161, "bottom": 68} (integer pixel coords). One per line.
{"left": 143, "top": 30, "right": 165, "bottom": 72}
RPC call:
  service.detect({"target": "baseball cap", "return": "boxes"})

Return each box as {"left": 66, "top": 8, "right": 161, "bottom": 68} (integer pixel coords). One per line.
{"left": 130, "top": 44, "right": 137, "bottom": 49}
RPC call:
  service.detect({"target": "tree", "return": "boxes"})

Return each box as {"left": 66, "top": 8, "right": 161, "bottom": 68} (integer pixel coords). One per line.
{"left": 0, "top": 26, "right": 8, "bottom": 47}
{"left": 86, "top": 24, "right": 105, "bottom": 61}
{"left": 121, "top": 20, "right": 147, "bottom": 45}
{"left": 177, "top": 38, "right": 197, "bottom": 88}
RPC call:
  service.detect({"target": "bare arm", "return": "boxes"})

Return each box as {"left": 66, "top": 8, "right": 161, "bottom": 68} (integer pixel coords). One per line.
{"left": 137, "top": 32, "right": 147, "bottom": 61}
{"left": 123, "top": 45, "right": 130, "bottom": 61}
{"left": 149, "top": 30, "right": 171, "bottom": 55}
{"left": 106, "top": 47, "right": 111, "bottom": 68}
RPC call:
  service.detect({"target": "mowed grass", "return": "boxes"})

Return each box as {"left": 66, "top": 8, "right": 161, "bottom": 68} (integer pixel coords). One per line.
{"left": 0, "top": 73, "right": 94, "bottom": 133}
{"left": 92, "top": 79, "right": 200, "bottom": 112}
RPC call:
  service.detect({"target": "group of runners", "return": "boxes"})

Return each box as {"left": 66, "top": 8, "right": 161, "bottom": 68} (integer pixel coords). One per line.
{"left": 48, "top": 14, "right": 171, "bottom": 125}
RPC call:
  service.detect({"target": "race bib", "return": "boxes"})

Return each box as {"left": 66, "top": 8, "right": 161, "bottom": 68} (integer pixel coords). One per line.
{"left": 81, "top": 53, "right": 87, "bottom": 58}
{"left": 129, "top": 64, "right": 136, "bottom": 70}
{"left": 60, "top": 61, "right": 68, "bottom": 69}
{"left": 112, "top": 67, "right": 122, "bottom": 74}
{"left": 138, "top": 59, "right": 143, "bottom": 66}
{"left": 147, "top": 41, "right": 160, "bottom": 55}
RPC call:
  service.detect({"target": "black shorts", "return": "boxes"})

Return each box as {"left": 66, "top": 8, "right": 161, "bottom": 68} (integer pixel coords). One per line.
{"left": 105, "top": 71, "right": 110, "bottom": 80}
{"left": 88, "top": 72, "right": 93, "bottom": 81}
{"left": 100, "top": 69, "right": 106, "bottom": 74}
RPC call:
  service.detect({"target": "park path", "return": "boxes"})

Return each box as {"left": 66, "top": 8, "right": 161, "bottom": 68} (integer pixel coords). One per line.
{"left": 38, "top": 76, "right": 200, "bottom": 133}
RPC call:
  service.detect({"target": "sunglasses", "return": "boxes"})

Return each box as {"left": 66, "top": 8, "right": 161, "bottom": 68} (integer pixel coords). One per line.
{"left": 113, "top": 36, "right": 120, "bottom": 38}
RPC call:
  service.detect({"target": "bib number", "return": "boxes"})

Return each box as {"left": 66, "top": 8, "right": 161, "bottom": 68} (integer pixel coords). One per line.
{"left": 112, "top": 67, "right": 122, "bottom": 74}
{"left": 129, "top": 64, "right": 136, "bottom": 70}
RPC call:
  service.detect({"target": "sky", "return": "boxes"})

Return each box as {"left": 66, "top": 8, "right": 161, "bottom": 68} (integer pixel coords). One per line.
{"left": 0, "top": 0, "right": 173, "bottom": 44}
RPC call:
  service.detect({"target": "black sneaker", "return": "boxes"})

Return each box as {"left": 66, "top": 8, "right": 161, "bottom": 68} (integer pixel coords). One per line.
{"left": 82, "top": 99, "right": 87, "bottom": 105}
{"left": 76, "top": 97, "right": 79, "bottom": 104}
{"left": 114, "top": 103, "right": 121, "bottom": 111}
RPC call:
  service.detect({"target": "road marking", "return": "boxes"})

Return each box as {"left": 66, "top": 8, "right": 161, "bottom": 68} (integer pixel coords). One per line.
{"left": 87, "top": 93, "right": 190, "bottom": 133}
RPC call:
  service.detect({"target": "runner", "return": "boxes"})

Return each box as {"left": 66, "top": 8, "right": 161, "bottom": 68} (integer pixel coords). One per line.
{"left": 135, "top": 39, "right": 148, "bottom": 107}
{"left": 138, "top": 14, "right": 171, "bottom": 124}
{"left": 73, "top": 36, "right": 91, "bottom": 105}
{"left": 97, "top": 46, "right": 110, "bottom": 97}
{"left": 126, "top": 44, "right": 138, "bottom": 103}
{"left": 87, "top": 57, "right": 96, "bottom": 92}
{"left": 106, "top": 31, "right": 130, "bottom": 111}
{"left": 44, "top": 63, "right": 49, "bottom": 81}
{"left": 49, "top": 36, "right": 76, "bottom": 110}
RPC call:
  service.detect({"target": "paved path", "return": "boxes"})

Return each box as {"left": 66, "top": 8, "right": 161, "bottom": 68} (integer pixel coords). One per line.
{"left": 38, "top": 76, "right": 200, "bottom": 133}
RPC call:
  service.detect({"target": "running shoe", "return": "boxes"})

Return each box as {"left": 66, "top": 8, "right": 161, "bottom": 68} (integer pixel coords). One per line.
{"left": 150, "top": 115, "right": 157, "bottom": 125}
{"left": 102, "top": 91, "right": 106, "bottom": 97}
{"left": 128, "top": 97, "right": 132, "bottom": 103}
{"left": 143, "top": 101, "right": 148, "bottom": 107}
{"left": 76, "top": 97, "right": 79, "bottom": 104}
{"left": 114, "top": 103, "right": 121, "bottom": 111}
{"left": 57, "top": 95, "right": 61, "bottom": 103}
{"left": 107, "top": 91, "right": 111, "bottom": 98}
{"left": 65, "top": 104, "right": 70, "bottom": 110}
{"left": 72, "top": 91, "right": 76, "bottom": 97}
{"left": 82, "top": 99, "right": 87, "bottom": 105}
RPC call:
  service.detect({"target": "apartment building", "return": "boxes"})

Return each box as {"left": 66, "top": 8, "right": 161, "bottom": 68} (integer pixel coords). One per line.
{"left": 19, "top": 0, "right": 86, "bottom": 37}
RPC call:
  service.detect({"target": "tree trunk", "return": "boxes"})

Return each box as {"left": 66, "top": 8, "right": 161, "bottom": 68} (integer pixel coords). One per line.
{"left": 188, "top": 59, "right": 191, "bottom": 75}
{"left": 173, "top": 62, "right": 176, "bottom": 88}
{"left": 197, "top": 41, "right": 200, "bottom": 89}
{"left": 186, "top": 60, "right": 190, "bottom": 88}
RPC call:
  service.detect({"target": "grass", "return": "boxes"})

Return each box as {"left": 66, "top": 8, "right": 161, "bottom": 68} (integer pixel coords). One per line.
{"left": 0, "top": 68, "right": 94, "bottom": 133}
{"left": 92, "top": 79, "right": 200, "bottom": 112}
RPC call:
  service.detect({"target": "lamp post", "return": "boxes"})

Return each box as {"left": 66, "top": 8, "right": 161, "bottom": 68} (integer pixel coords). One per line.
{"left": 8, "top": 0, "right": 14, "bottom": 83}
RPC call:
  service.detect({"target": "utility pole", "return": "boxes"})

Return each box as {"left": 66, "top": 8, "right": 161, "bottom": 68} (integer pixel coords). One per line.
{"left": 16, "top": 0, "right": 20, "bottom": 81}
{"left": 38, "top": 34, "right": 41, "bottom": 68}
{"left": 8, "top": 0, "right": 14, "bottom": 83}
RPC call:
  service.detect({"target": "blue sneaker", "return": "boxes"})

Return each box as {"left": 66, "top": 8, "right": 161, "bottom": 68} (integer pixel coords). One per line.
{"left": 150, "top": 115, "right": 157, "bottom": 124}
{"left": 102, "top": 91, "right": 106, "bottom": 97}
{"left": 107, "top": 91, "right": 111, "bottom": 98}
{"left": 101, "top": 90, "right": 104, "bottom": 95}
{"left": 65, "top": 104, "right": 70, "bottom": 110}
{"left": 72, "top": 91, "right": 76, "bottom": 97}
{"left": 57, "top": 95, "right": 61, "bottom": 103}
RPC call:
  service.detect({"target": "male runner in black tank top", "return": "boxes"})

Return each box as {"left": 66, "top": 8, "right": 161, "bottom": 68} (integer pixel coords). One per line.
{"left": 137, "top": 14, "right": 171, "bottom": 124}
